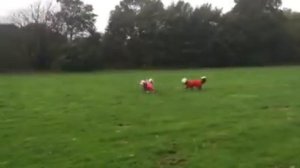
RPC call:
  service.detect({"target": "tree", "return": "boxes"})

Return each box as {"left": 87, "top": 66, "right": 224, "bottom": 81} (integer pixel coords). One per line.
{"left": 53, "top": 0, "right": 97, "bottom": 41}
{"left": 211, "top": 0, "right": 293, "bottom": 66}
{"left": 57, "top": 31, "right": 103, "bottom": 71}
{"left": 21, "top": 23, "right": 67, "bottom": 70}
{"left": 7, "top": 1, "right": 67, "bottom": 70}
{"left": 1, "top": 0, "right": 300, "bottom": 71}
{"left": 185, "top": 4, "right": 222, "bottom": 67}
{"left": 284, "top": 11, "right": 300, "bottom": 62}
{"left": 0, "top": 24, "right": 27, "bottom": 71}
{"left": 9, "top": 0, "right": 56, "bottom": 27}
{"left": 160, "top": 1, "right": 193, "bottom": 65}
{"left": 104, "top": 0, "right": 165, "bottom": 68}
{"left": 233, "top": 0, "right": 282, "bottom": 15}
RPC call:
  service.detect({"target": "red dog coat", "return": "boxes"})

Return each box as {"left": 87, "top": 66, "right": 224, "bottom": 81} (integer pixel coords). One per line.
{"left": 140, "top": 80, "right": 155, "bottom": 92}
{"left": 185, "top": 80, "right": 203, "bottom": 89}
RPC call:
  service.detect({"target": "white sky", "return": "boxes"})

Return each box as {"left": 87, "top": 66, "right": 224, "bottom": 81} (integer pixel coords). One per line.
{"left": 0, "top": 0, "right": 299, "bottom": 32}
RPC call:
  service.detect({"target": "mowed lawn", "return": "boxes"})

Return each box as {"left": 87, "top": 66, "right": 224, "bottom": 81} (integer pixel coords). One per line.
{"left": 0, "top": 67, "right": 300, "bottom": 168}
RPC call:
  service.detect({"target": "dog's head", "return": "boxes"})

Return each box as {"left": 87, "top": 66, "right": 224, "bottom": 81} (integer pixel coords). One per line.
{"left": 148, "top": 78, "right": 154, "bottom": 84}
{"left": 181, "top": 78, "right": 187, "bottom": 84}
{"left": 201, "top": 76, "right": 207, "bottom": 84}
{"left": 140, "top": 80, "right": 146, "bottom": 86}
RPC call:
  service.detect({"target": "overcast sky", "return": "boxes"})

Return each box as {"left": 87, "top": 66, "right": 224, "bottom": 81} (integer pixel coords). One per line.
{"left": 0, "top": 0, "right": 299, "bottom": 32}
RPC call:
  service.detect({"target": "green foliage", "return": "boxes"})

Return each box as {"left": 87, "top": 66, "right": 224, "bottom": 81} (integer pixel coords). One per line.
{"left": 284, "top": 12, "right": 300, "bottom": 62}
{"left": 233, "top": 0, "right": 282, "bottom": 15}
{"left": 103, "top": 0, "right": 297, "bottom": 68}
{"left": 21, "top": 23, "right": 67, "bottom": 70}
{"left": 0, "top": 24, "right": 27, "bottom": 71}
{"left": 104, "top": 0, "right": 223, "bottom": 68}
{"left": 0, "top": 0, "right": 99, "bottom": 72}
{"left": 58, "top": 32, "right": 103, "bottom": 71}
{"left": 1, "top": 67, "right": 300, "bottom": 167}
{"left": 0, "top": 0, "right": 300, "bottom": 71}
{"left": 54, "top": 0, "right": 97, "bottom": 41}
{"left": 104, "top": 0, "right": 165, "bottom": 68}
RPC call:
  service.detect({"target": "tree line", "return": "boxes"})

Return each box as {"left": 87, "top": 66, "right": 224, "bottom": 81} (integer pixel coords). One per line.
{"left": 0, "top": 0, "right": 299, "bottom": 71}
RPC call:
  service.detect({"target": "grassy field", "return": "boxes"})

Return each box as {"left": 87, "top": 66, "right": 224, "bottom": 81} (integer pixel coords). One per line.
{"left": 0, "top": 67, "right": 300, "bottom": 168}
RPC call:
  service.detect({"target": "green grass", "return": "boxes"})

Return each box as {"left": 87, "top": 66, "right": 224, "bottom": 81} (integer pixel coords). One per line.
{"left": 0, "top": 66, "right": 300, "bottom": 168}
